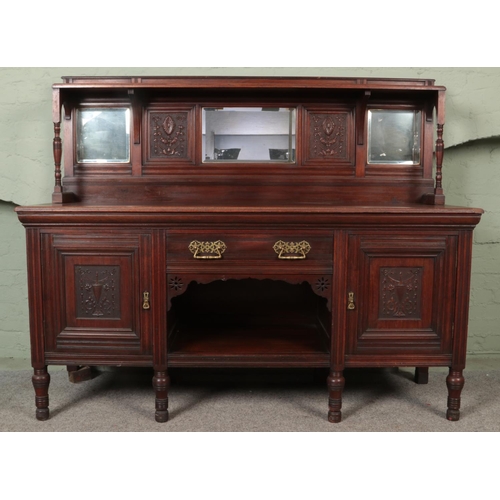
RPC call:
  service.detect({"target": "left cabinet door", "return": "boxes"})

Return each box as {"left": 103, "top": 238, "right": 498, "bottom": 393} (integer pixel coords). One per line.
{"left": 41, "top": 231, "right": 153, "bottom": 358}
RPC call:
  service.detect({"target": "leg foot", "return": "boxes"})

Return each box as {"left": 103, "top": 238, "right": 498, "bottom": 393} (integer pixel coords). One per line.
{"left": 67, "top": 365, "right": 94, "bottom": 383}
{"left": 327, "top": 370, "right": 345, "bottom": 423}
{"left": 414, "top": 367, "right": 429, "bottom": 384}
{"left": 446, "top": 368, "right": 464, "bottom": 421}
{"left": 153, "top": 370, "right": 170, "bottom": 423}
{"left": 32, "top": 367, "right": 50, "bottom": 421}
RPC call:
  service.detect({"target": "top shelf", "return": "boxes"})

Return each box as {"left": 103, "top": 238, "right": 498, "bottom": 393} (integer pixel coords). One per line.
{"left": 55, "top": 76, "right": 445, "bottom": 92}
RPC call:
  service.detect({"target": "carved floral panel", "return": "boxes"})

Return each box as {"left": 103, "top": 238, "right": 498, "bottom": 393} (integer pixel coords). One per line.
{"left": 308, "top": 112, "right": 348, "bottom": 160}
{"left": 379, "top": 267, "right": 422, "bottom": 319}
{"left": 149, "top": 112, "right": 188, "bottom": 159}
{"left": 76, "top": 265, "right": 121, "bottom": 319}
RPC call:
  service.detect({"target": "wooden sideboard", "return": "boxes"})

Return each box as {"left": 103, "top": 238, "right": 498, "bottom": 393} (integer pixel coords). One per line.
{"left": 16, "top": 76, "right": 483, "bottom": 423}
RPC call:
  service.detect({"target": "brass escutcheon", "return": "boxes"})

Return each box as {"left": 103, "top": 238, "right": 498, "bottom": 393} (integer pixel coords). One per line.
{"left": 347, "top": 292, "right": 355, "bottom": 310}
{"left": 188, "top": 240, "right": 227, "bottom": 259}
{"left": 273, "top": 240, "right": 311, "bottom": 260}
{"left": 142, "top": 291, "right": 150, "bottom": 310}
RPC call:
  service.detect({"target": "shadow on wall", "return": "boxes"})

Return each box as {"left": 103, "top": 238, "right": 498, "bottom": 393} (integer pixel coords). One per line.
{"left": 444, "top": 137, "right": 500, "bottom": 355}
{"left": 0, "top": 201, "right": 30, "bottom": 359}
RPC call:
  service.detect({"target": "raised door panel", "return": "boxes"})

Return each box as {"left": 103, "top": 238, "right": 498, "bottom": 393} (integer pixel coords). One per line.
{"left": 41, "top": 231, "right": 152, "bottom": 355}
{"left": 346, "top": 231, "right": 458, "bottom": 357}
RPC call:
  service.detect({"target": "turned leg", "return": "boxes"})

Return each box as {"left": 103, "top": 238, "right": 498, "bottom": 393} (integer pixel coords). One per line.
{"left": 32, "top": 367, "right": 50, "bottom": 421}
{"left": 152, "top": 370, "right": 171, "bottom": 423}
{"left": 327, "top": 370, "right": 345, "bottom": 423}
{"left": 446, "top": 368, "right": 464, "bottom": 421}
{"left": 414, "top": 367, "right": 429, "bottom": 384}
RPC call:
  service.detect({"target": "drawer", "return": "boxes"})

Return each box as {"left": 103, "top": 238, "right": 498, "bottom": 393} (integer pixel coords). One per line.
{"left": 166, "top": 230, "right": 333, "bottom": 268}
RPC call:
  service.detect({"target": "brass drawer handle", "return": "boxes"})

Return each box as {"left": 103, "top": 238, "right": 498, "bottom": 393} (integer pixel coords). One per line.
{"left": 273, "top": 240, "right": 311, "bottom": 260}
{"left": 188, "top": 240, "right": 227, "bottom": 259}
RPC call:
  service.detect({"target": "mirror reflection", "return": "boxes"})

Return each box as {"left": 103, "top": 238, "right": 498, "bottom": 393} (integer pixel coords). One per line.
{"left": 202, "top": 107, "right": 296, "bottom": 162}
{"left": 77, "top": 108, "right": 130, "bottom": 163}
{"left": 368, "top": 110, "right": 421, "bottom": 164}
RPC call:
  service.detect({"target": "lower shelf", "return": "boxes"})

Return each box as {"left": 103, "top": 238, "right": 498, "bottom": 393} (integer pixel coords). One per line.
{"left": 168, "top": 323, "right": 330, "bottom": 367}
{"left": 167, "top": 278, "right": 331, "bottom": 367}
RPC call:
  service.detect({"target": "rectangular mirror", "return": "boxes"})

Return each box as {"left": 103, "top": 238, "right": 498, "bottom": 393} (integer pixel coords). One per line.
{"left": 76, "top": 108, "right": 130, "bottom": 163}
{"left": 367, "top": 109, "right": 421, "bottom": 164}
{"left": 202, "top": 107, "right": 296, "bottom": 163}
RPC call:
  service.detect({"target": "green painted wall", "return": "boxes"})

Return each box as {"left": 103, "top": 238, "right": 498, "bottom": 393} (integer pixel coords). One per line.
{"left": 1, "top": 67, "right": 499, "bottom": 363}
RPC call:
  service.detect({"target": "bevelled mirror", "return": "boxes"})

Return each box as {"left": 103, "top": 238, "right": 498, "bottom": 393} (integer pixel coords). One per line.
{"left": 202, "top": 107, "right": 296, "bottom": 162}
{"left": 76, "top": 108, "right": 130, "bottom": 163}
{"left": 367, "top": 109, "right": 421, "bottom": 164}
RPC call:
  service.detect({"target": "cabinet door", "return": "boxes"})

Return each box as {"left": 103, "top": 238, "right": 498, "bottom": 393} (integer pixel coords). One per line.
{"left": 41, "top": 231, "right": 152, "bottom": 356}
{"left": 346, "top": 232, "right": 457, "bottom": 356}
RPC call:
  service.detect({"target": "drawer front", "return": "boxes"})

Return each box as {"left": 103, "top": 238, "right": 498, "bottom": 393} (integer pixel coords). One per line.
{"left": 167, "top": 230, "right": 333, "bottom": 270}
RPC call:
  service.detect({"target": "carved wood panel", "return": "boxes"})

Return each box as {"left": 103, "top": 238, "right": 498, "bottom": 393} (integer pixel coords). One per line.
{"left": 303, "top": 107, "right": 355, "bottom": 168}
{"left": 379, "top": 267, "right": 422, "bottom": 319}
{"left": 167, "top": 274, "right": 333, "bottom": 311}
{"left": 76, "top": 265, "right": 121, "bottom": 319}
{"left": 144, "top": 107, "right": 195, "bottom": 167}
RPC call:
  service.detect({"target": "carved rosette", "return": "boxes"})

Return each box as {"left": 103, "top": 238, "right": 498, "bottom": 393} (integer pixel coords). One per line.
{"left": 150, "top": 112, "right": 188, "bottom": 158}
{"left": 76, "top": 266, "right": 120, "bottom": 319}
{"left": 380, "top": 268, "right": 421, "bottom": 319}
{"left": 309, "top": 113, "right": 347, "bottom": 160}
{"left": 169, "top": 276, "right": 185, "bottom": 291}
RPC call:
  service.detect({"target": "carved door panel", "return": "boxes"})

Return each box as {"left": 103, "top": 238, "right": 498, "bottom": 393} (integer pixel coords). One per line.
{"left": 346, "top": 232, "right": 458, "bottom": 356}
{"left": 41, "top": 231, "right": 152, "bottom": 355}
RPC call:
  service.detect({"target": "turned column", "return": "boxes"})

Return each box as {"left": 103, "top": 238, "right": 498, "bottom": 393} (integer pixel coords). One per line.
{"left": 327, "top": 370, "right": 345, "bottom": 423}
{"left": 153, "top": 370, "right": 171, "bottom": 422}
{"left": 32, "top": 367, "right": 50, "bottom": 421}
{"left": 446, "top": 368, "right": 464, "bottom": 421}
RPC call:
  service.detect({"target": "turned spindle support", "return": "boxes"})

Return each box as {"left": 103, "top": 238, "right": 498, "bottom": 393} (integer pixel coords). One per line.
{"left": 422, "top": 90, "right": 446, "bottom": 205}
{"left": 433, "top": 122, "right": 445, "bottom": 200}
{"left": 446, "top": 368, "right": 465, "bottom": 421}
{"left": 51, "top": 120, "right": 63, "bottom": 204}
{"left": 153, "top": 370, "right": 171, "bottom": 422}
{"left": 32, "top": 367, "right": 50, "bottom": 421}
{"left": 327, "top": 370, "right": 345, "bottom": 423}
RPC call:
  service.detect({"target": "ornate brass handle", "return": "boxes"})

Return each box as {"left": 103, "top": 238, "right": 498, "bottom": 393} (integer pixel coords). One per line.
{"left": 347, "top": 292, "right": 355, "bottom": 310}
{"left": 143, "top": 291, "right": 150, "bottom": 310}
{"left": 273, "top": 240, "right": 311, "bottom": 260}
{"left": 188, "top": 240, "right": 227, "bottom": 259}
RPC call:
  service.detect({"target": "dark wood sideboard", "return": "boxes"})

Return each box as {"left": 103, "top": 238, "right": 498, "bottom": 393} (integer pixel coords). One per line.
{"left": 16, "top": 76, "right": 483, "bottom": 423}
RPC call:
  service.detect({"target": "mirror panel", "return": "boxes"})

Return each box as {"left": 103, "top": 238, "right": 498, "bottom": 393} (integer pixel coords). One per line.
{"left": 76, "top": 108, "right": 130, "bottom": 163}
{"left": 368, "top": 109, "right": 421, "bottom": 164}
{"left": 202, "top": 107, "right": 296, "bottom": 163}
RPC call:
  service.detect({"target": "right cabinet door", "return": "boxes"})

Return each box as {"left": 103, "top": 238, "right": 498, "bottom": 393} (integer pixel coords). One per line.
{"left": 346, "top": 231, "right": 458, "bottom": 356}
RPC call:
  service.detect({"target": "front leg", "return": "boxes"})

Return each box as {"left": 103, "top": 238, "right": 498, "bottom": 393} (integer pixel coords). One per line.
{"left": 32, "top": 367, "right": 50, "bottom": 421}
{"left": 446, "top": 368, "right": 465, "bottom": 421}
{"left": 152, "top": 370, "right": 171, "bottom": 422}
{"left": 327, "top": 370, "right": 345, "bottom": 423}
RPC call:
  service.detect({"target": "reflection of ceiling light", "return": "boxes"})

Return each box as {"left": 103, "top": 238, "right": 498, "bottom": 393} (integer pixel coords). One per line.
{"left": 81, "top": 111, "right": 102, "bottom": 126}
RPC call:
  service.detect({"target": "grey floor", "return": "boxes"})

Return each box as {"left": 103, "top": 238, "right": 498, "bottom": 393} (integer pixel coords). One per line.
{"left": 1, "top": 356, "right": 499, "bottom": 432}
